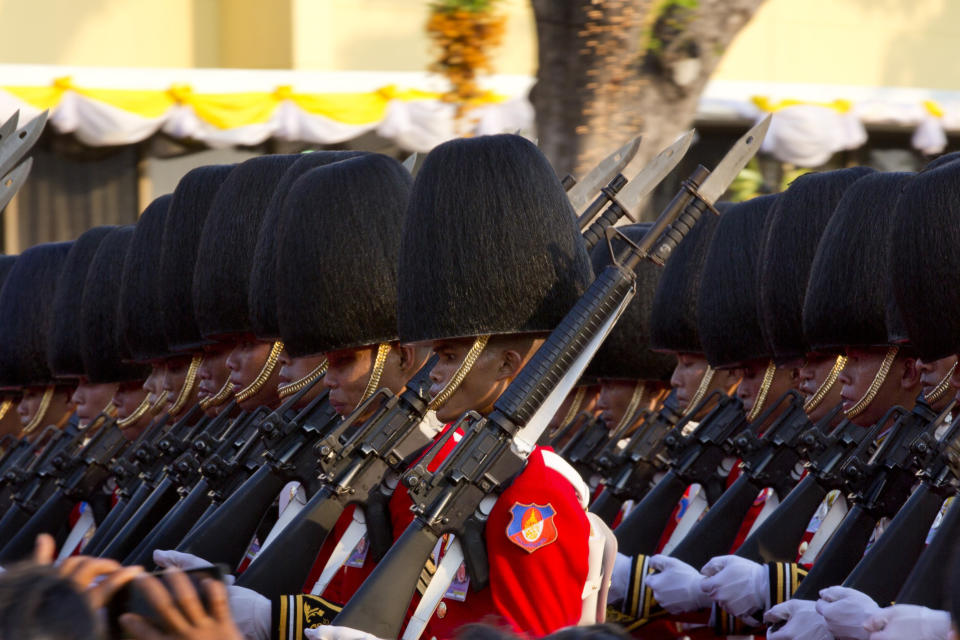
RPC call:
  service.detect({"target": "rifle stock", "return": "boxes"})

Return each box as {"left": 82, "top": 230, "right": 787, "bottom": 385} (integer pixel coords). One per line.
{"left": 896, "top": 495, "right": 960, "bottom": 608}
{"left": 790, "top": 503, "right": 877, "bottom": 599}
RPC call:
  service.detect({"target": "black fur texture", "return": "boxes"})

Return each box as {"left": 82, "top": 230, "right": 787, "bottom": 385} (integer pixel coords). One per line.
{"left": 81, "top": 227, "right": 151, "bottom": 384}
{"left": 803, "top": 172, "right": 914, "bottom": 352}
{"left": 276, "top": 154, "right": 412, "bottom": 357}
{"left": 249, "top": 151, "right": 369, "bottom": 340}
{"left": 192, "top": 154, "right": 299, "bottom": 341}
{"left": 159, "top": 164, "right": 236, "bottom": 353}
{"left": 398, "top": 134, "right": 593, "bottom": 342}
{"left": 758, "top": 167, "right": 875, "bottom": 361}
{"left": 698, "top": 195, "right": 779, "bottom": 368}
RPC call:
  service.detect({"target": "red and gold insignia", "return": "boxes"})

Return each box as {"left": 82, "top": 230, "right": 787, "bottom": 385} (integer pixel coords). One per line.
{"left": 506, "top": 502, "right": 558, "bottom": 553}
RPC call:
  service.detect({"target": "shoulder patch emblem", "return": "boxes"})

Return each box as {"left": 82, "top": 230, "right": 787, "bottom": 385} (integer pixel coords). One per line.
{"left": 506, "top": 502, "right": 558, "bottom": 553}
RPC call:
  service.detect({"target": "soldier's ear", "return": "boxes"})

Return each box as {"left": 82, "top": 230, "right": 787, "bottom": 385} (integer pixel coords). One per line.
{"left": 496, "top": 348, "right": 526, "bottom": 381}
{"left": 900, "top": 357, "right": 921, "bottom": 390}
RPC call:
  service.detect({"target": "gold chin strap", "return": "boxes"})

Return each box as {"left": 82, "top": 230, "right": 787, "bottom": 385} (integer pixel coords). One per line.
{"left": 845, "top": 347, "right": 899, "bottom": 419}
{"left": 427, "top": 334, "right": 490, "bottom": 412}
{"left": 924, "top": 361, "right": 957, "bottom": 405}
{"left": 746, "top": 360, "right": 777, "bottom": 422}
{"left": 613, "top": 382, "right": 647, "bottom": 434}
{"left": 117, "top": 395, "right": 153, "bottom": 430}
{"left": 558, "top": 386, "right": 587, "bottom": 431}
{"left": 278, "top": 358, "right": 328, "bottom": 400}
{"left": 199, "top": 377, "right": 235, "bottom": 411}
{"left": 167, "top": 354, "right": 203, "bottom": 416}
{"left": 234, "top": 341, "right": 284, "bottom": 403}
{"left": 0, "top": 398, "right": 13, "bottom": 422}
{"left": 358, "top": 344, "right": 392, "bottom": 404}
{"left": 684, "top": 365, "right": 715, "bottom": 417}
{"left": 803, "top": 355, "right": 847, "bottom": 414}
{"left": 22, "top": 385, "right": 55, "bottom": 435}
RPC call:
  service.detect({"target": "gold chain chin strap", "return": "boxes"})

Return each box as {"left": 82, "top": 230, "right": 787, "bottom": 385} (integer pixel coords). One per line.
{"left": 684, "top": 365, "right": 715, "bottom": 417}
{"left": 167, "top": 354, "right": 203, "bottom": 416}
{"left": 924, "top": 361, "right": 958, "bottom": 405}
{"left": 558, "top": 386, "right": 587, "bottom": 431}
{"left": 358, "top": 344, "right": 392, "bottom": 404}
{"left": 278, "top": 359, "right": 329, "bottom": 400}
{"left": 427, "top": 335, "right": 490, "bottom": 412}
{"left": 0, "top": 398, "right": 14, "bottom": 422}
{"left": 199, "top": 377, "right": 234, "bottom": 411}
{"left": 746, "top": 360, "right": 778, "bottom": 422}
{"left": 117, "top": 395, "right": 153, "bottom": 430}
{"left": 845, "top": 347, "right": 899, "bottom": 419}
{"left": 22, "top": 385, "right": 55, "bottom": 435}
{"left": 234, "top": 341, "right": 285, "bottom": 403}
{"left": 804, "top": 355, "right": 848, "bottom": 414}
{"left": 612, "top": 382, "right": 647, "bottom": 434}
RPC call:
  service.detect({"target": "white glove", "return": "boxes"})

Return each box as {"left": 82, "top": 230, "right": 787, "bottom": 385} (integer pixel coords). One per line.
{"left": 227, "top": 584, "right": 272, "bottom": 640}
{"left": 815, "top": 586, "right": 880, "bottom": 640}
{"left": 304, "top": 626, "right": 386, "bottom": 640}
{"left": 700, "top": 554, "right": 769, "bottom": 622}
{"left": 152, "top": 548, "right": 235, "bottom": 585}
{"left": 863, "top": 604, "right": 951, "bottom": 640}
{"left": 764, "top": 599, "right": 833, "bottom": 640}
{"left": 645, "top": 554, "right": 711, "bottom": 614}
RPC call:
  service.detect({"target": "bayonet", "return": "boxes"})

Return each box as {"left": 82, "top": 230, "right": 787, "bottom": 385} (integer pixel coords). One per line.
{"left": 0, "top": 158, "right": 32, "bottom": 211}
{"left": 0, "top": 111, "right": 20, "bottom": 147}
{"left": 0, "top": 111, "right": 47, "bottom": 178}
{"left": 566, "top": 136, "right": 642, "bottom": 214}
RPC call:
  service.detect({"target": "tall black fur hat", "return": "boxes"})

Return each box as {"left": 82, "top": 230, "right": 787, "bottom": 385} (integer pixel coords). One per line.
{"left": 193, "top": 154, "right": 299, "bottom": 342}
{"left": 81, "top": 227, "right": 152, "bottom": 384}
{"left": 119, "top": 195, "right": 173, "bottom": 363}
{"left": 923, "top": 151, "right": 960, "bottom": 172}
{"left": 0, "top": 256, "right": 16, "bottom": 289}
{"left": 803, "top": 172, "right": 914, "bottom": 352}
{"left": 0, "top": 242, "right": 73, "bottom": 387}
{"left": 586, "top": 224, "right": 676, "bottom": 381}
{"left": 159, "top": 164, "right": 236, "bottom": 353}
{"left": 398, "top": 134, "right": 593, "bottom": 343}
{"left": 47, "top": 226, "right": 116, "bottom": 378}
{"left": 250, "top": 151, "right": 369, "bottom": 341}
{"left": 276, "top": 154, "right": 412, "bottom": 357}
{"left": 698, "top": 195, "right": 779, "bottom": 368}
{"left": 649, "top": 204, "right": 727, "bottom": 354}
{"left": 890, "top": 163, "right": 960, "bottom": 360}
{"left": 758, "top": 167, "right": 875, "bottom": 361}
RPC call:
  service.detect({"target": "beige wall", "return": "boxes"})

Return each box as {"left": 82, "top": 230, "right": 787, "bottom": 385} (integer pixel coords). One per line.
{"left": 2, "top": 0, "right": 960, "bottom": 91}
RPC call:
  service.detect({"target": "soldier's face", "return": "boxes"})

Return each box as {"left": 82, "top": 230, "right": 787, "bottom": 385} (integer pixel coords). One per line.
{"left": 733, "top": 360, "right": 798, "bottom": 420}
{"left": 17, "top": 386, "right": 48, "bottom": 427}
{"left": 71, "top": 381, "right": 118, "bottom": 426}
{"left": 798, "top": 354, "right": 844, "bottom": 422}
{"left": 596, "top": 380, "right": 640, "bottom": 431}
{"left": 163, "top": 356, "right": 194, "bottom": 400}
{"left": 142, "top": 365, "right": 166, "bottom": 404}
{"left": 113, "top": 380, "right": 148, "bottom": 420}
{"left": 671, "top": 353, "right": 710, "bottom": 412}
{"left": 278, "top": 350, "right": 329, "bottom": 409}
{"left": 917, "top": 355, "right": 958, "bottom": 411}
{"left": 226, "top": 340, "right": 281, "bottom": 410}
{"left": 839, "top": 347, "right": 919, "bottom": 427}
{"left": 323, "top": 346, "right": 378, "bottom": 416}
{"left": 197, "top": 343, "right": 234, "bottom": 414}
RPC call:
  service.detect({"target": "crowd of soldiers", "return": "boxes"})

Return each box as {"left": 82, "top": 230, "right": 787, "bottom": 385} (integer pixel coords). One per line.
{"left": 0, "top": 111, "right": 959, "bottom": 640}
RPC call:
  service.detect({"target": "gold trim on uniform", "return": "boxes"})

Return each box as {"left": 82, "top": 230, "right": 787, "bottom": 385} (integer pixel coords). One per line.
{"left": 22, "top": 385, "right": 55, "bottom": 434}
{"left": 845, "top": 347, "right": 898, "bottom": 419}
{"left": 199, "top": 376, "right": 235, "bottom": 411}
{"left": 278, "top": 359, "right": 328, "bottom": 400}
{"left": 685, "top": 365, "right": 715, "bottom": 417}
{"left": 427, "top": 334, "right": 490, "bottom": 412}
{"left": 168, "top": 354, "right": 203, "bottom": 416}
{"left": 745, "top": 359, "right": 777, "bottom": 422}
{"left": 359, "top": 344, "right": 391, "bottom": 404}
{"left": 804, "top": 355, "right": 847, "bottom": 413}
{"left": 924, "top": 362, "right": 957, "bottom": 405}
{"left": 234, "top": 341, "right": 284, "bottom": 403}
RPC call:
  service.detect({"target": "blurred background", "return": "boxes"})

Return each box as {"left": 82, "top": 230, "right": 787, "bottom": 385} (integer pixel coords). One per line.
{"left": 1, "top": 0, "right": 958, "bottom": 250}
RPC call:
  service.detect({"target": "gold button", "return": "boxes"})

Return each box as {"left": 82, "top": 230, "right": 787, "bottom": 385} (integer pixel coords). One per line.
{"left": 437, "top": 602, "right": 447, "bottom": 619}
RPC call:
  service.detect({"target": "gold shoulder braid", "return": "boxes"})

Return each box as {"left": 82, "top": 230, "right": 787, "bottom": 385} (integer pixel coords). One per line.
{"left": 167, "top": 354, "right": 203, "bottom": 416}
{"left": 117, "top": 395, "right": 154, "bottom": 430}
{"left": 745, "top": 359, "right": 777, "bottom": 422}
{"left": 22, "top": 385, "right": 55, "bottom": 435}
{"left": 234, "top": 341, "right": 284, "bottom": 403}
{"left": 358, "top": 344, "right": 392, "bottom": 404}
{"left": 278, "top": 359, "right": 328, "bottom": 400}
{"left": 427, "top": 334, "right": 490, "bottom": 412}
{"left": 557, "top": 386, "right": 587, "bottom": 432}
{"left": 199, "top": 377, "right": 236, "bottom": 411}
{"left": 0, "top": 398, "right": 14, "bottom": 423}
{"left": 684, "top": 365, "right": 715, "bottom": 417}
{"left": 845, "top": 347, "right": 898, "bottom": 419}
{"left": 803, "top": 355, "right": 847, "bottom": 413}
{"left": 924, "top": 361, "right": 957, "bottom": 405}
{"left": 613, "top": 382, "right": 647, "bottom": 434}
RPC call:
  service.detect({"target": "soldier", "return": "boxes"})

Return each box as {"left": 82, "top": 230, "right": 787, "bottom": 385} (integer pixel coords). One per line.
{"left": 47, "top": 226, "right": 116, "bottom": 428}
{"left": 157, "top": 164, "right": 237, "bottom": 418}
{"left": 0, "top": 242, "right": 76, "bottom": 440}
{"left": 80, "top": 226, "right": 154, "bottom": 438}
{"left": 0, "top": 255, "right": 22, "bottom": 440}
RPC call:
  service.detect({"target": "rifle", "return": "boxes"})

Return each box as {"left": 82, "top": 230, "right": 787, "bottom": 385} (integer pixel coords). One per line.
{"left": 589, "top": 391, "right": 681, "bottom": 525}
{"left": 331, "top": 118, "right": 770, "bottom": 638}
{"left": 236, "top": 357, "right": 437, "bottom": 598}
{"left": 0, "top": 416, "right": 128, "bottom": 561}
{"left": 547, "top": 410, "right": 594, "bottom": 451}
{"left": 176, "top": 382, "right": 339, "bottom": 569}
{"left": 613, "top": 390, "right": 747, "bottom": 556}
{"left": 790, "top": 402, "right": 936, "bottom": 599}
{"left": 560, "top": 414, "right": 615, "bottom": 479}
{"left": 847, "top": 402, "right": 960, "bottom": 605}
{"left": 734, "top": 407, "right": 879, "bottom": 563}
{"left": 669, "top": 390, "right": 810, "bottom": 568}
